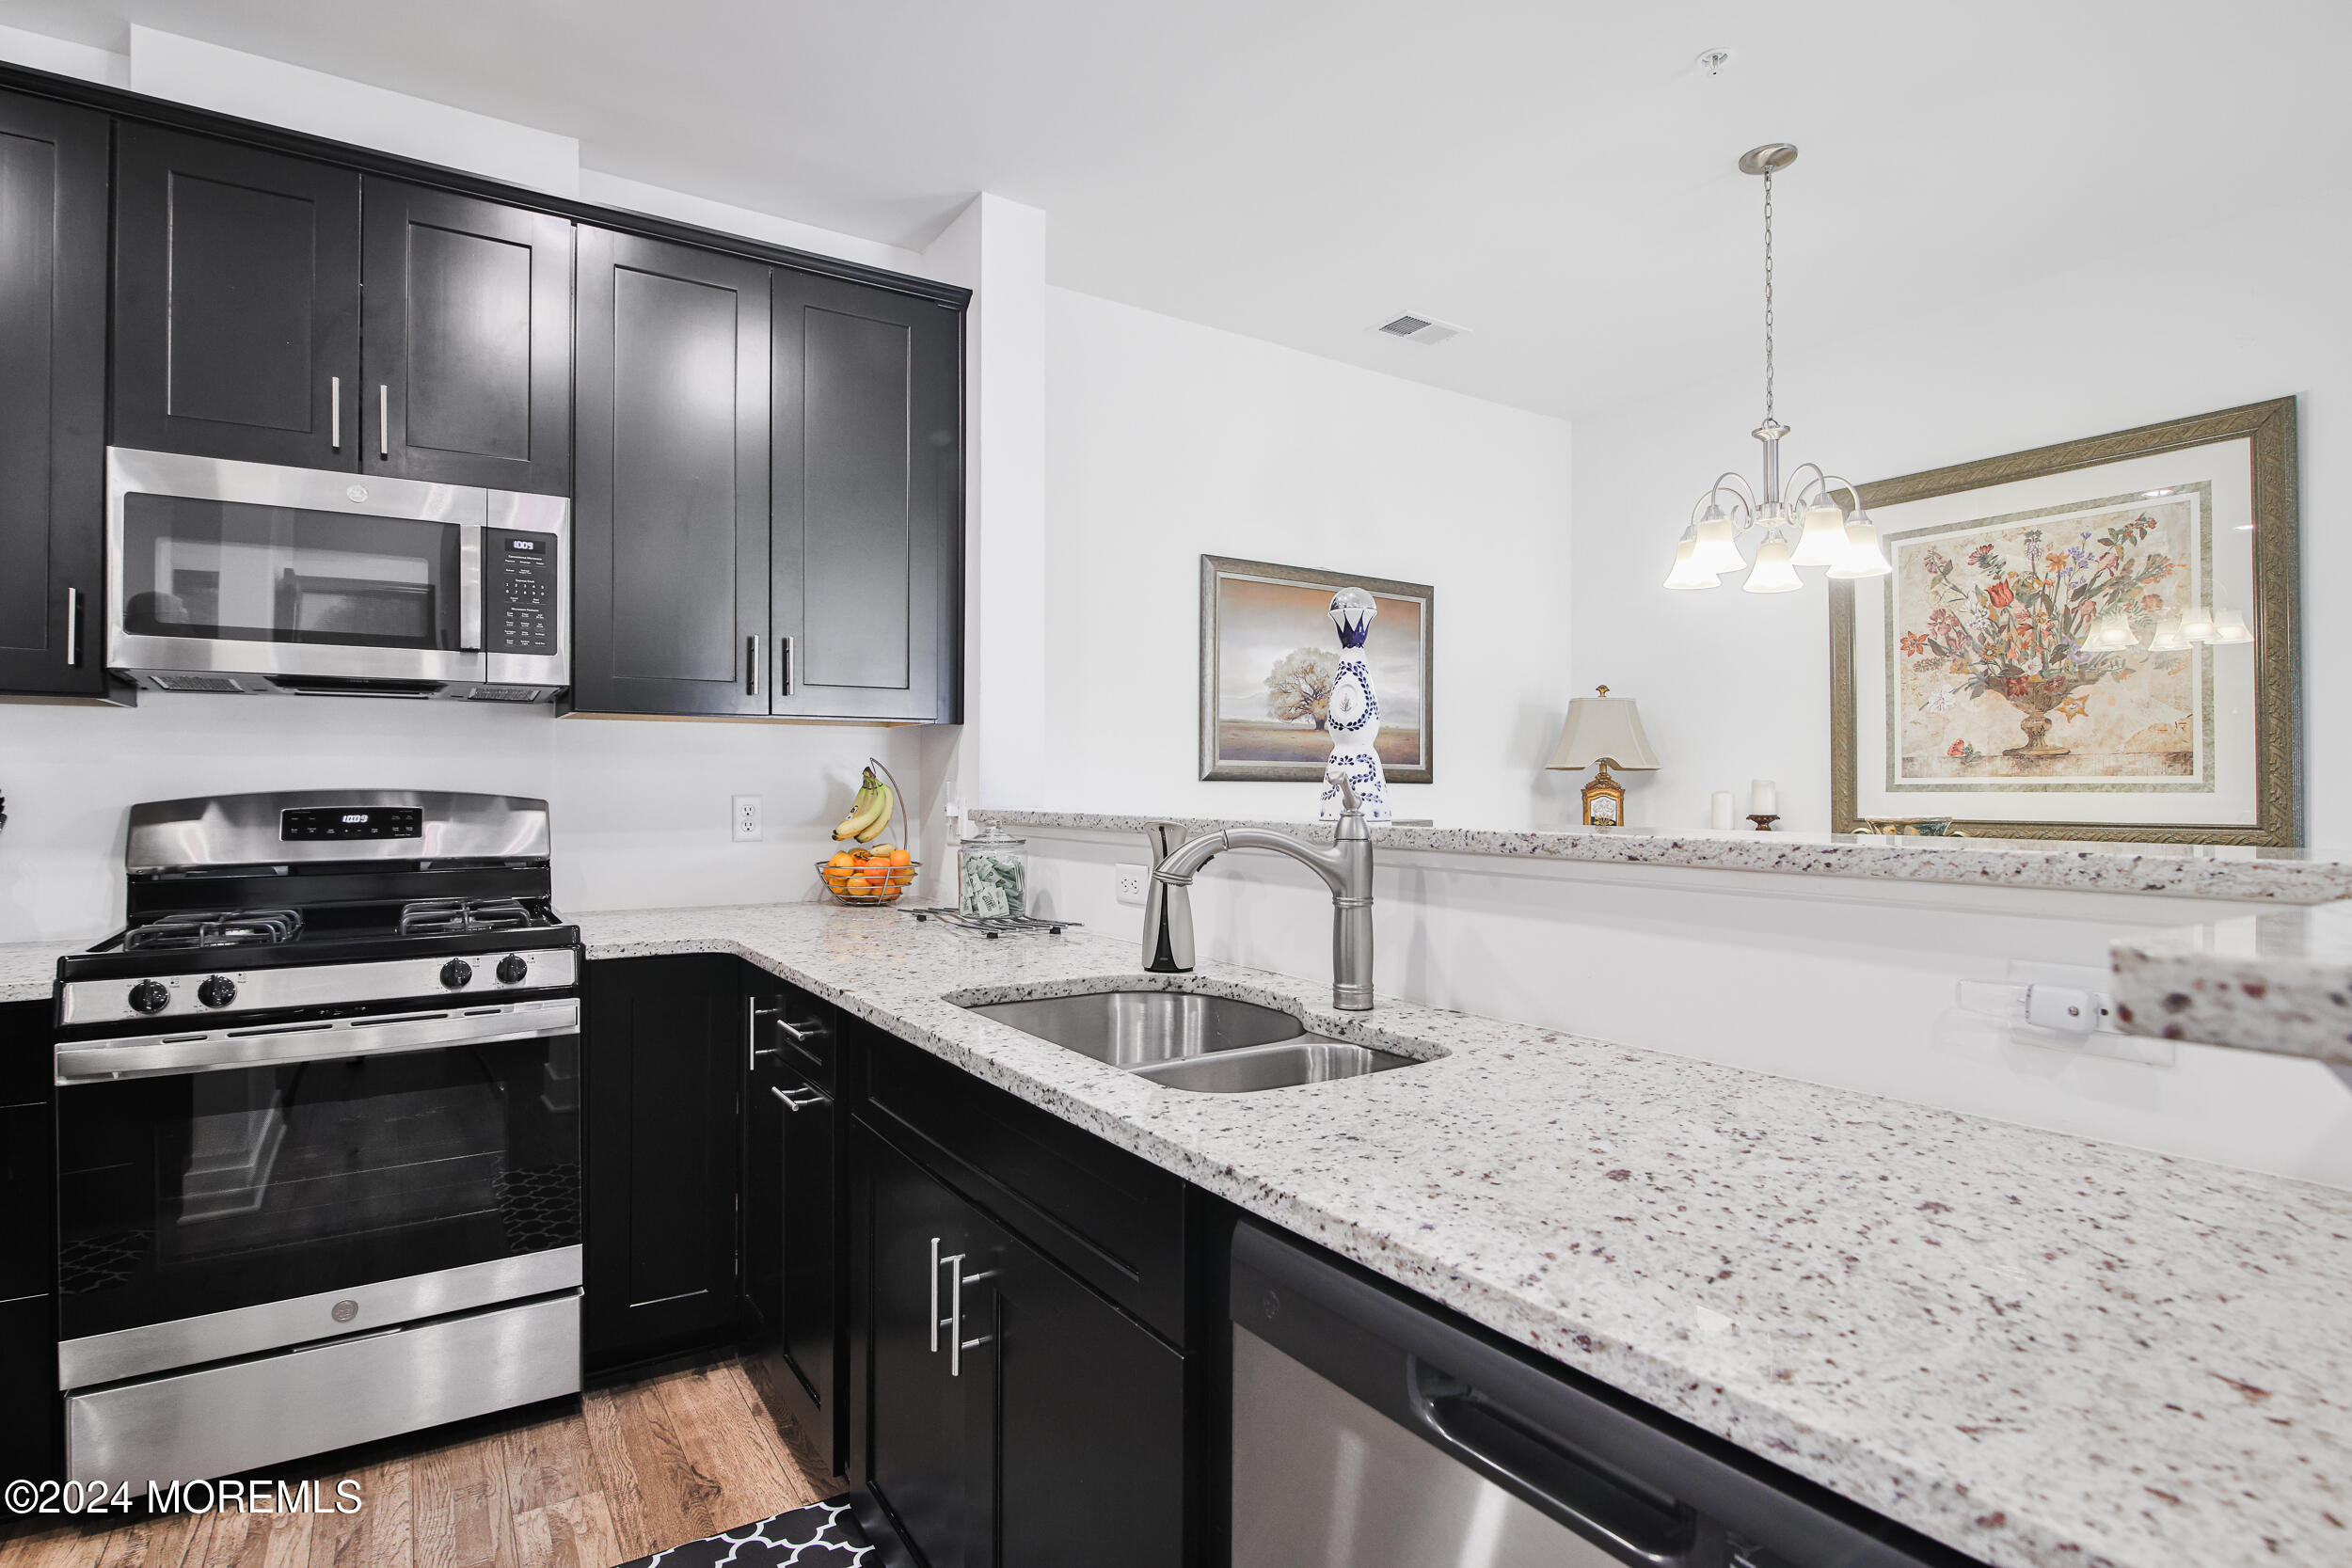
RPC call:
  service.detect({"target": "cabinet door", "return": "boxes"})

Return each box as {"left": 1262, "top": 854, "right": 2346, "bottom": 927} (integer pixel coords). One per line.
{"left": 989, "top": 1196, "right": 1188, "bottom": 1567}
{"left": 746, "top": 982, "right": 847, "bottom": 1474}
{"left": 361, "top": 181, "right": 573, "bottom": 494}
{"left": 864, "top": 1129, "right": 993, "bottom": 1568}
{"left": 573, "top": 228, "right": 771, "bottom": 716}
{"left": 584, "top": 956, "right": 741, "bottom": 1369}
{"left": 0, "top": 90, "right": 106, "bottom": 699}
{"left": 770, "top": 270, "right": 961, "bottom": 721}
{"left": 113, "top": 126, "right": 360, "bottom": 468}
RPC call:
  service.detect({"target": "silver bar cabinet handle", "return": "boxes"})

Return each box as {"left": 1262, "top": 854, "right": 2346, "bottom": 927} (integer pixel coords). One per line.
{"left": 768, "top": 1085, "right": 823, "bottom": 1112}
{"left": 746, "top": 1001, "right": 780, "bottom": 1069}
{"left": 378, "top": 384, "right": 389, "bottom": 458}
{"left": 64, "top": 587, "right": 80, "bottom": 666}
{"left": 929, "top": 1240, "right": 946, "bottom": 1353}
{"left": 330, "top": 376, "right": 342, "bottom": 450}
{"left": 781, "top": 635, "right": 794, "bottom": 696}
{"left": 951, "top": 1265, "right": 997, "bottom": 1377}
{"left": 748, "top": 634, "right": 761, "bottom": 697}
{"left": 774, "top": 1016, "right": 822, "bottom": 1044}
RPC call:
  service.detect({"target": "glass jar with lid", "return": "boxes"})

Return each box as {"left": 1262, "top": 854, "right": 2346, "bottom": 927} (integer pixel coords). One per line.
{"left": 957, "top": 823, "right": 1028, "bottom": 919}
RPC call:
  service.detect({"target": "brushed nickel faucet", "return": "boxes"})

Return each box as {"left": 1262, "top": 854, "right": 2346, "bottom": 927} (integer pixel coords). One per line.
{"left": 1141, "top": 778, "right": 1375, "bottom": 1011}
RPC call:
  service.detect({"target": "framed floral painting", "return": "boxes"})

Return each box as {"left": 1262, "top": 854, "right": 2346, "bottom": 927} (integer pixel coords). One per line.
{"left": 1830, "top": 399, "right": 2301, "bottom": 845}
{"left": 1199, "top": 555, "right": 1434, "bottom": 783}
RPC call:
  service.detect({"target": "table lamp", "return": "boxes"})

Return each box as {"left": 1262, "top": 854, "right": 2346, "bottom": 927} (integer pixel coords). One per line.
{"left": 1546, "top": 686, "right": 1660, "bottom": 827}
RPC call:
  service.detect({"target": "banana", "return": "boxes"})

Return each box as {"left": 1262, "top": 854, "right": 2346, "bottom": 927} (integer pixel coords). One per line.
{"left": 833, "top": 770, "right": 886, "bottom": 840}
{"left": 854, "top": 782, "right": 895, "bottom": 842}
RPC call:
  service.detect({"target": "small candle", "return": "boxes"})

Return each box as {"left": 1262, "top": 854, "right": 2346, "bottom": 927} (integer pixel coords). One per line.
{"left": 1750, "top": 779, "right": 1777, "bottom": 816}
{"left": 1709, "top": 791, "right": 1735, "bottom": 830}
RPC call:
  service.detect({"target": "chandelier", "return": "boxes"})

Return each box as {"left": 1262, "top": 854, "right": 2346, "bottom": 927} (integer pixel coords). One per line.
{"left": 1664, "top": 144, "right": 1890, "bottom": 594}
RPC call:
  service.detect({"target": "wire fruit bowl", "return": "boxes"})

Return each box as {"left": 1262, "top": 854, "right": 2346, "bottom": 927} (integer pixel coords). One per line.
{"left": 818, "top": 855, "right": 919, "bottom": 906}
{"left": 820, "top": 755, "right": 916, "bottom": 906}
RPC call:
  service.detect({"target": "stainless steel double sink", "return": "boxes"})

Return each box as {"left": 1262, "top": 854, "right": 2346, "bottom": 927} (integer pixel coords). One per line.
{"left": 961, "top": 989, "right": 1416, "bottom": 1094}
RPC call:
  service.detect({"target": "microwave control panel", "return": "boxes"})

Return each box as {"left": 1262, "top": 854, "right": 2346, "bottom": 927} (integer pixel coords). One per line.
{"left": 488, "top": 531, "right": 560, "bottom": 656}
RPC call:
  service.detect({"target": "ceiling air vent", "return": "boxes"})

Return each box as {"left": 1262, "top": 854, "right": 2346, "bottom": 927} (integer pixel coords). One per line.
{"left": 1375, "top": 312, "right": 1467, "bottom": 346}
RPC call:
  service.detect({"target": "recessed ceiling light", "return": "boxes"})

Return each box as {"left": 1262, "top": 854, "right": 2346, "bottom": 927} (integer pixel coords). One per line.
{"left": 1375, "top": 313, "right": 1468, "bottom": 346}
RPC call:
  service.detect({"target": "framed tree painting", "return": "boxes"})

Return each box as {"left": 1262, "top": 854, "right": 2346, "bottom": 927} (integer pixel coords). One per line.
{"left": 1831, "top": 398, "right": 2300, "bottom": 846}
{"left": 1200, "top": 555, "right": 1434, "bottom": 783}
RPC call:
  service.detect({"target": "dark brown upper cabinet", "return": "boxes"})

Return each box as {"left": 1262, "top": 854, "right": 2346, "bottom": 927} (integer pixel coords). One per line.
{"left": 361, "top": 181, "right": 572, "bottom": 493}
{"left": 572, "top": 227, "right": 772, "bottom": 717}
{"left": 0, "top": 90, "right": 109, "bottom": 700}
{"left": 114, "top": 125, "right": 361, "bottom": 469}
{"left": 115, "top": 131, "right": 573, "bottom": 492}
{"left": 770, "top": 270, "right": 961, "bottom": 722}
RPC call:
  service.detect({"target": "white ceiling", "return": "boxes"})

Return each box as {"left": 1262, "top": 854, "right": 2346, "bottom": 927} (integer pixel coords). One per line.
{"left": 8, "top": 0, "right": 2351, "bottom": 419}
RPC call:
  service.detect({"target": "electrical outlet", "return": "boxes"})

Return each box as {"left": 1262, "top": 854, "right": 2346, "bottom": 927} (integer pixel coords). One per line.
{"left": 1114, "top": 863, "right": 1148, "bottom": 907}
{"left": 732, "top": 795, "right": 762, "bottom": 842}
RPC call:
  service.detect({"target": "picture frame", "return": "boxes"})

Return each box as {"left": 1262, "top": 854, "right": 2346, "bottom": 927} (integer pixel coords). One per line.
{"left": 1199, "top": 554, "right": 1434, "bottom": 784}
{"left": 1829, "top": 398, "right": 2301, "bottom": 846}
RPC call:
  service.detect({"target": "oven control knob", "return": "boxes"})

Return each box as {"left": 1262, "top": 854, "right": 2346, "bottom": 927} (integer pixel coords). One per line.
{"left": 197, "top": 974, "right": 238, "bottom": 1008}
{"left": 127, "top": 979, "right": 170, "bottom": 1014}
{"left": 496, "top": 954, "right": 530, "bottom": 985}
{"left": 439, "top": 958, "right": 473, "bottom": 990}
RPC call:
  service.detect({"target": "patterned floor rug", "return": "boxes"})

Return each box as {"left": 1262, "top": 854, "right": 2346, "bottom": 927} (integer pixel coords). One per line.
{"left": 614, "top": 1496, "right": 873, "bottom": 1566}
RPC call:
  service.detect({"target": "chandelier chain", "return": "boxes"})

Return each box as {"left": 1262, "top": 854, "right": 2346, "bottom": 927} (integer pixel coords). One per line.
{"left": 1761, "top": 167, "right": 1775, "bottom": 423}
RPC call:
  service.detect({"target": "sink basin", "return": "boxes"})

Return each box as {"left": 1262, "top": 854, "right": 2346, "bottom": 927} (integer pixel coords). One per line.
{"left": 961, "top": 988, "right": 1421, "bottom": 1092}
{"left": 963, "top": 990, "right": 1304, "bottom": 1067}
{"left": 1128, "top": 1038, "right": 1412, "bottom": 1094}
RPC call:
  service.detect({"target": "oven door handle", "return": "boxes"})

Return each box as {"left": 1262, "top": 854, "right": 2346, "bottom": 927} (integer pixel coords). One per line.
{"left": 56, "top": 998, "right": 580, "bottom": 1083}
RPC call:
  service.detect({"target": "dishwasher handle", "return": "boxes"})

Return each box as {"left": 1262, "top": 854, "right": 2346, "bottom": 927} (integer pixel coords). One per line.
{"left": 1406, "top": 1354, "right": 1703, "bottom": 1567}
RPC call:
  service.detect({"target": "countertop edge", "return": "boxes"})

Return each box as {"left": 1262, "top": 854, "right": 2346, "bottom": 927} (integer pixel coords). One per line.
{"left": 975, "top": 809, "right": 2352, "bottom": 905}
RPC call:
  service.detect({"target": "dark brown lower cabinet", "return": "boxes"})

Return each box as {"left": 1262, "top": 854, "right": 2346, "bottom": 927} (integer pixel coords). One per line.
{"left": 1, "top": 1002, "right": 56, "bottom": 1481}
{"left": 744, "top": 972, "right": 847, "bottom": 1475}
{"left": 584, "top": 956, "right": 742, "bottom": 1370}
{"left": 860, "top": 1125, "right": 1186, "bottom": 1568}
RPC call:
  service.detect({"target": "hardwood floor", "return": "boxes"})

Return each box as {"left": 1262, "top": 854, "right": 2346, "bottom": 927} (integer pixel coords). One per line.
{"left": 0, "top": 1354, "right": 830, "bottom": 1568}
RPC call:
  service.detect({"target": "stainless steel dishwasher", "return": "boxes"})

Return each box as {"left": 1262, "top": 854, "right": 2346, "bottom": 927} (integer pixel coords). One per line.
{"left": 1229, "top": 1222, "right": 1975, "bottom": 1568}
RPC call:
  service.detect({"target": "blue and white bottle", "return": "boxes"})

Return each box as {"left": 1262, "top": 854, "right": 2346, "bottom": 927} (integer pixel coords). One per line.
{"left": 1322, "top": 587, "right": 1391, "bottom": 821}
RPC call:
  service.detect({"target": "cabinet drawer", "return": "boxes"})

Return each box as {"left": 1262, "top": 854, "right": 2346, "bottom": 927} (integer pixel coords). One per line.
{"left": 861, "top": 1027, "right": 1189, "bottom": 1344}
{"left": 744, "top": 969, "right": 841, "bottom": 1093}
{"left": 1, "top": 999, "right": 52, "bottom": 1104}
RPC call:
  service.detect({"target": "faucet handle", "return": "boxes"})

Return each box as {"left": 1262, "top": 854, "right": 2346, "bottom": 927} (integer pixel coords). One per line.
{"left": 1143, "top": 821, "right": 1186, "bottom": 867}
{"left": 1336, "top": 774, "right": 1361, "bottom": 816}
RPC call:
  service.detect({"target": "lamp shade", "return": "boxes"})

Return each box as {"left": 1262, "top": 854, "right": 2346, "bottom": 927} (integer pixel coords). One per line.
{"left": 1547, "top": 688, "right": 1661, "bottom": 771}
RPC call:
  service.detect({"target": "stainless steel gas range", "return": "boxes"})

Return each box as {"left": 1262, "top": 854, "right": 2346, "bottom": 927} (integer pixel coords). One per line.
{"left": 50, "top": 790, "right": 584, "bottom": 1488}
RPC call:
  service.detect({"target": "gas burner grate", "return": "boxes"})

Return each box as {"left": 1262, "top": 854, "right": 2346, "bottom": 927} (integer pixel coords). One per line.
{"left": 124, "top": 909, "right": 303, "bottom": 951}
{"left": 397, "top": 897, "right": 536, "bottom": 937}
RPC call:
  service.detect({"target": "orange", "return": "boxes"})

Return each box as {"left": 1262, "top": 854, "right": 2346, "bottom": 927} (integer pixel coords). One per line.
{"left": 886, "top": 847, "right": 912, "bottom": 866}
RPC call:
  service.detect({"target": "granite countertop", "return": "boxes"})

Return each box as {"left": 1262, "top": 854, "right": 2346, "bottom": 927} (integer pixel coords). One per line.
{"left": 0, "top": 940, "right": 71, "bottom": 1006}
{"left": 2112, "top": 902, "right": 2352, "bottom": 1066}
{"left": 577, "top": 901, "right": 2352, "bottom": 1568}
{"left": 978, "top": 808, "right": 2352, "bottom": 904}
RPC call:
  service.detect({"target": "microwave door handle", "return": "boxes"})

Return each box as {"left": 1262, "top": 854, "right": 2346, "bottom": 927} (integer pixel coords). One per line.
{"left": 459, "top": 526, "right": 483, "bottom": 652}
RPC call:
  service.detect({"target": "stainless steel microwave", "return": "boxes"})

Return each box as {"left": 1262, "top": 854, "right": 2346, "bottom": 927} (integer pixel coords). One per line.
{"left": 105, "top": 448, "right": 570, "bottom": 701}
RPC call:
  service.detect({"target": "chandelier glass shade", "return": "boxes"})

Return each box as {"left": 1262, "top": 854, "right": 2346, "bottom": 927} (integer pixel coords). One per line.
{"left": 1665, "top": 144, "right": 1891, "bottom": 594}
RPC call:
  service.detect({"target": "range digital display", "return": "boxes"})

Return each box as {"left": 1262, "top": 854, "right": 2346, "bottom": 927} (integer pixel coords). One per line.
{"left": 280, "top": 806, "right": 424, "bottom": 841}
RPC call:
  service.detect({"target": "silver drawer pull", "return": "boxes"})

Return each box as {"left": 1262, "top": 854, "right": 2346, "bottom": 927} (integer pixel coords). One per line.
{"left": 775, "top": 1016, "right": 823, "bottom": 1044}
{"left": 330, "top": 376, "right": 342, "bottom": 450}
{"left": 378, "top": 383, "right": 389, "bottom": 458}
{"left": 929, "top": 1240, "right": 946, "bottom": 1353}
{"left": 947, "top": 1264, "right": 996, "bottom": 1377}
{"left": 768, "top": 1085, "right": 825, "bottom": 1112}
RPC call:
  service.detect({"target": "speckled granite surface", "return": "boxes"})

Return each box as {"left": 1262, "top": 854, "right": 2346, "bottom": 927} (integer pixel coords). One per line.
{"left": 978, "top": 808, "right": 2352, "bottom": 904}
{"left": 2113, "top": 903, "right": 2352, "bottom": 1066}
{"left": 579, "top": 901, "right": 2352, "bottom": 1568}
{"left": 0, "top": 940, "right": 68, "bottom": 1006}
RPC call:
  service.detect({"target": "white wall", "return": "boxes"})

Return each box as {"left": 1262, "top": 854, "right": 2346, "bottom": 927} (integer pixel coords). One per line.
{"left": 0, "top": 698, "right": 926, "bottom": 942}
{"left": 1018, "top": 825, "right": 2352, "bottom": 1190}
{"left": 1038, "top": 289, "right": 1577, "bottom": 827}
{"left": 1570, "top": 182, "right": 2352, "bottom": 842}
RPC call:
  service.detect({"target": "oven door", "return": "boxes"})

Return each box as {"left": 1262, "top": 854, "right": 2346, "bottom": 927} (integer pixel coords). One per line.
{"left": 54, "top": 998, "right": 580, "bottom": 1389}
{"left": 106, "top": 446, "right": 488, "bottom": 689}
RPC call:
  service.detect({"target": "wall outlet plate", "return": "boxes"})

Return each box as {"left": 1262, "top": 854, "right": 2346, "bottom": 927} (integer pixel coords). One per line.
{"left": 1114, "top": 863, "right": 1148, "bottom": 907}
{"left": 732, "top": 795, "right": 762, "bottom": 842}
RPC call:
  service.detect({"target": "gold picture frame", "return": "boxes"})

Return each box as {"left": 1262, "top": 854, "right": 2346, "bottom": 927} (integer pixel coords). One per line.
{"left": 1199, "top": 554, "right": 1434, "bottom": 784}
{"left": 1829, "top": 398, "right": 2300, "bottom": 846}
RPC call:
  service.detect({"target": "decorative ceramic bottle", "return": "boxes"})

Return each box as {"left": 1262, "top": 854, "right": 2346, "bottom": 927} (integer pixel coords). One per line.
{"left": 1323, "top": 587, "right": 1391, "bottom": 821}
